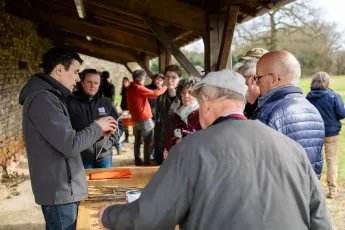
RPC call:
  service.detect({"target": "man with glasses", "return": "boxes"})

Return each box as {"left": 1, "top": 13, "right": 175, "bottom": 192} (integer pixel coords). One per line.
{"left": 251, "top": 50, "right": 325, "bottom": 179}
{"left": 153, "top": 65, "right": 182, "bottom": 165}
{"left": 126, "top": 69, "right": 167, "bottom": 166}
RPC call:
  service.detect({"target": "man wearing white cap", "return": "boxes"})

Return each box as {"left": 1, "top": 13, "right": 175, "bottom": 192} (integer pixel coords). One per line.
{"left": 98, "top": 69, "right": 331, "bottom": 230}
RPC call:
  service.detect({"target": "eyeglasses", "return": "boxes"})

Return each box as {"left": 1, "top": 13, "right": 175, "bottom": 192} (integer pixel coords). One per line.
{"left": 254, "top": 73, "right": 281, "bottom": 82}
{"left": 164, "top": 76, "right": 180, "bottom": 81}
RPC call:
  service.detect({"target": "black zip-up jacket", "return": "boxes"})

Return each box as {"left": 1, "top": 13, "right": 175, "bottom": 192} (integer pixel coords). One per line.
{"left": 67, "top": 90, "right": 124, "bottom": 163}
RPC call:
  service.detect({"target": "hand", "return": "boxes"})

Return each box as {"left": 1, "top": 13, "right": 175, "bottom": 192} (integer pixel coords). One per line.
{"left": 95, "top": 116, "right": 117, "bottom": 134}
{"left": 246, "top": 75, "right": 260, "bottom": 104}
{"left": 99, "top": 204, "right": 113, "bottom": 230}
{"left": 175, "top": 138, "right": 182, "bottom": 144}
{"left": 163, "top": 149, "right": 168, "bottom": 160}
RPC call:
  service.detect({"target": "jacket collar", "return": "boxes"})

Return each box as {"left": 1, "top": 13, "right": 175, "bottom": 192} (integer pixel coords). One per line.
{"left": 36, "top": 74, "right": 72, "bottom": 102}
{"left": 258, "top": 85, "right": 303, "bottom": 108}
{"left": 73, "top": 89, "right": 102, "bottom": 102}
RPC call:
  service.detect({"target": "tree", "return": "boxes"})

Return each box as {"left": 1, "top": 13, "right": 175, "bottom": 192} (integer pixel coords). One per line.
{"left": 234, "top": 0, "right": 319, "bottom": 51}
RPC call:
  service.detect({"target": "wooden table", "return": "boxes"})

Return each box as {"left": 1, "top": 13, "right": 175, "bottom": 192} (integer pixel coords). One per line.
{"left": 76, "top": 166, "right": 159, "bottom": 230}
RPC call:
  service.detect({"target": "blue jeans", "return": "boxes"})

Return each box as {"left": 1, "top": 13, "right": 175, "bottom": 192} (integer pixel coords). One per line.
{"left": 41, "top": 202, "right": 80, "bottom": 230}
{"left": 83, "top": 157, "right": 112, "bottom": 169}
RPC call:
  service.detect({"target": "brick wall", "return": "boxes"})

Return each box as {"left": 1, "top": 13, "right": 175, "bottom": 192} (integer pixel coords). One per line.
{"left": 0, "top": 7, "right": 52, "bottom": 168}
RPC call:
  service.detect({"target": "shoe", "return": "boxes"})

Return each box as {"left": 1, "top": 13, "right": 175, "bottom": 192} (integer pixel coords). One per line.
{"left": 123, "top": 138, "right": 129, "bottom": 143}
{"left": 327, "top": 188, "right": 338, "bottom": 199}
{"left": 135, "top": 158, "right": 142, "bottom": 166}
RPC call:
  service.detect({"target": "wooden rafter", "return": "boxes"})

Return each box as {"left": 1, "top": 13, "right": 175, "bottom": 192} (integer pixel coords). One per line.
{"left": 85, "top": 0, "right": 207, "bottom": 34}
{"left": 7, "top": 3, "right": 160, "bottom": 55}
{"left": 37, "top": 27, "right": 133, "bottom": 63}
{"left": 144, "top": 18, "right": 201, "bottom": 77}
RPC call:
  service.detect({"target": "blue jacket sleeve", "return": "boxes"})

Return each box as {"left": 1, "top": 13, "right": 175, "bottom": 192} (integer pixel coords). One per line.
{"left": 334, "top": 93, "right": 345, "bottom": 120}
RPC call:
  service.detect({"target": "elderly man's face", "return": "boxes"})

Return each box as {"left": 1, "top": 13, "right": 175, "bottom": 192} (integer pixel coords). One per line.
{"left": 255, "top": 60, "right": 276, "bottom": 96}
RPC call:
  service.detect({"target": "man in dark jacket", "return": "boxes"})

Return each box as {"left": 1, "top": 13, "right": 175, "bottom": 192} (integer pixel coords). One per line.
{"left": 100, "top": 71, "right": 115, "bottom": 102}
{"left": 307, "top": 71, "right": 345, "bottom": 198}
{"left": 19, "top": 45, "right": 117, "bottom": 229}
{"left": 67, "top": 69, "right": 124, "bottom": 169}
{"left": 99, "top": 69, "right": 331, "bottom": 230}
{"left": 153, "top": 65, "right": 182, "bottom": 165}
{"left": 251, "top": 50, "right": 325, "bottom": 179}
{"left": 145, "top": 73, "right": 164, "bottom": 121}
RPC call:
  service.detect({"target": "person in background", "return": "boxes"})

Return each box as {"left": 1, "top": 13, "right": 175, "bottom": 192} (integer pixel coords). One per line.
{"left": 67, "top": 69, "right": 124, "bottom": 169}
{"left": 19, "top": 44, "right": 117, "bottom": 229}
{"left": 233, "top": 48, "right": 268, "bottom": 118}
{"left": 251, "top": 50, "right": 325, "bottom": 179}
{"left": 120, "top": 77, "right": 130, "bottom": 143}
{"left": 306, "top": 71, "right": 345, "bottom": 198}
{"left": 126, "top": 69, "right": 167, "bottom": 166}
{"left": 100, "top": 71, "right": 115, "bottom": 102}
{"left": 98, "top": 69, "right": 331, "bottom": 230}
{"left": 164, "top": 77, "right": 202, "bottom": 159}
{"left": 233, "top": 59, "right": 260, "bottom": 118}
{"left": 146, "top": 73, "right": 164, "bottom": 121}
{"left": 153, "top": 65, "right": 182, "bottom": 165}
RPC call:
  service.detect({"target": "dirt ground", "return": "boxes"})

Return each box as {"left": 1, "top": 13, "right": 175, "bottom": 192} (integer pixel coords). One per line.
{"left": 0, "top": 137, "right": 344, "bottom": 230}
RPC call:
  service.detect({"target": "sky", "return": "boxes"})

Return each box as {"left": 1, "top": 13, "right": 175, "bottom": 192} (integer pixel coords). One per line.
{"left": 184, "top": 0, "right": 345, "bottom": 52}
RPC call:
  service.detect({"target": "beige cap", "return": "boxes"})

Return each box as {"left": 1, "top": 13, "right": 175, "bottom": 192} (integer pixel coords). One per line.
{"left": 240, "top": 48, "right": 269, "bottom": 60}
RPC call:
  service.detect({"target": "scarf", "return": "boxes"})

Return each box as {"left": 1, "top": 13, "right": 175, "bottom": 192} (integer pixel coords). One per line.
{"left": 176, "top": 101, "right": 199, "bottom": 124}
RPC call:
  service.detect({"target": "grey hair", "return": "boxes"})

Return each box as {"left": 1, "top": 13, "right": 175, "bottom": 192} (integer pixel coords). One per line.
{"left": 233, "top": 59, "right": 257, "bottom": 77}
{"left": 177, "top": 77, "right": 200, "bottom": 100}
{"left": 132, "top": 69, "right": 147, "bottom": 81}
{"left": 279, "top": 55, "right": 301, "bottom": 84}
{"left": 311, "top": 72, "right": 330, "bottom": 90}
{"left": 198, "top": 86, "right": 246, "bottom": 106}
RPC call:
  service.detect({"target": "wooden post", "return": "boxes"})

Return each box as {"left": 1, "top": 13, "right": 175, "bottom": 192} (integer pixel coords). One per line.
{"left": 159, "top": 46, "right": 166, "bottom": 73}
{"left": 144, "top": 17, "right": 201, "bottom": 78}
{"left": 217, "top": 6, "right": 239, "bottom": 70}
{"left": 204, "top": 6, "right": 238, "bottom": 72}
{"left": 159, "top": 47, "right": 172, "bottom": 73}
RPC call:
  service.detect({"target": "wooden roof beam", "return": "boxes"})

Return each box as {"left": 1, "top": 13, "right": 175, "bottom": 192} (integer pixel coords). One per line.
{"left": 86, "top": 0, "right": 207, "bottom": 35}
{"left": 144, "top": 18, "right": 201, "bottom": 78}
{"left": 38, "top": 27, "right": 133, "bottom": 63}
{"left": 7, "top": 4, "right": 160, "bottom": 55}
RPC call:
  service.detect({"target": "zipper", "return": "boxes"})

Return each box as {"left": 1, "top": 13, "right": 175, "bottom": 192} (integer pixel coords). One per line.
{"left": 64, "top": 159, "right": 73, "bottom": 196}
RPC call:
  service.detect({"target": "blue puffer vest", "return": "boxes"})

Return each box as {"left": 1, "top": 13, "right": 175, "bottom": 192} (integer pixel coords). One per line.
{"left": 251, "top": 85, "right": 325, "bottom": 179}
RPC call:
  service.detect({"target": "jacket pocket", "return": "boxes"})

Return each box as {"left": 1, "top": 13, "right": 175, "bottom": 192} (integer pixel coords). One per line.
{"left": 64, "top": 159, "right": 73, "bottom": 196}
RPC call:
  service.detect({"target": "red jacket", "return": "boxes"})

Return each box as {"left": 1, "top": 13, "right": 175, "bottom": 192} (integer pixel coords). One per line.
{"left": 126, "top": 81, "right": 167, "bottom": 122}
{"left": 166, "top": 109, "right": 202, "bottom": 151}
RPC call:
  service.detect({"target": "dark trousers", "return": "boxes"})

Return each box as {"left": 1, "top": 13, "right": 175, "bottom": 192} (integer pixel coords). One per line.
{"left": 134, "top": 119, "right": 154, "bottom": 165}
{"left": 41, "top": 202, "right": 80, "bottom": 230}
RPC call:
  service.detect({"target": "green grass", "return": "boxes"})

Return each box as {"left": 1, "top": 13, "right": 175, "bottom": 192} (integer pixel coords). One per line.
{"left": 299, "top": 76, "right": 345, "bottom": 184}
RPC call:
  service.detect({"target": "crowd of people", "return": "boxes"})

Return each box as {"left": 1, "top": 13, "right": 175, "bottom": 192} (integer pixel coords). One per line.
{"left": 18, "top": 44, "right": 345, "bottom": 229}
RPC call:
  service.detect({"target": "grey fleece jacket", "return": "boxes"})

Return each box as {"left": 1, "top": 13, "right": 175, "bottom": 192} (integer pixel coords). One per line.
{"left": 102, "top": 118, "right": 331, "bottom": 230}
{"left": 19, "top": 74, "right": 103, "bottom": 205}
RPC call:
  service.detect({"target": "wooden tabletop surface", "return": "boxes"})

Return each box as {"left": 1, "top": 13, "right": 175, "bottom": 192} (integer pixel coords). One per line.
{"left": 76, "top": 166, "right": 159, "bottom": 230}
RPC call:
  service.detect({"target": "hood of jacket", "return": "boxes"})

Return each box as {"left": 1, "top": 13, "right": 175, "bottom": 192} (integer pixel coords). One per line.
{"left": 19, "top": 73, "right": 71, "bottom": 105}
{"left": 306, "top": 89, "right": 330, "bottom": 100}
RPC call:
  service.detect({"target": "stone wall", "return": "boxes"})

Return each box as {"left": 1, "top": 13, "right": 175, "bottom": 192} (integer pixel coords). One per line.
{"left": 80, "top": 54, "right": 132, "bottom": 99}
{"left": 0, "top": 7, "right": 52, "bottom": 169}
